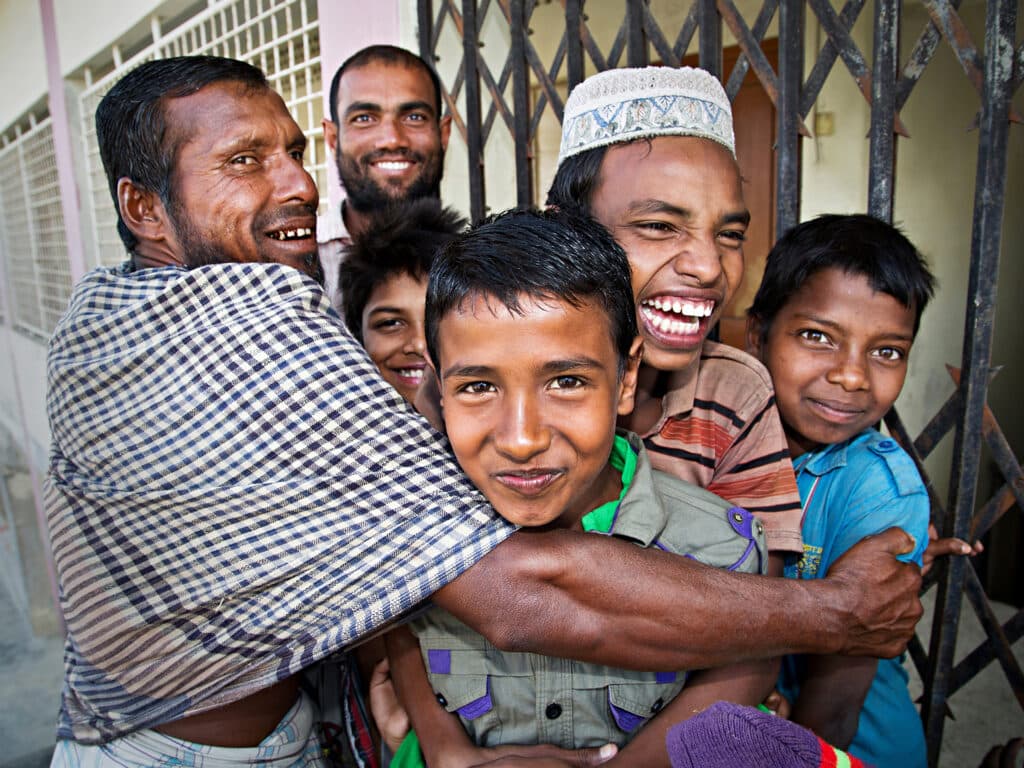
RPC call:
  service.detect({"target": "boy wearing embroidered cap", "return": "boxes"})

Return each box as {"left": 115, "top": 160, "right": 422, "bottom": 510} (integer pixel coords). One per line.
{"left": 385, "top": 208, "right": 774, "bottom": 767}
{"left": 548, "top": 66, "right": 804, "bottom": 571}
{"left": 746, "top": 214, "right": 935, "bottom": 768}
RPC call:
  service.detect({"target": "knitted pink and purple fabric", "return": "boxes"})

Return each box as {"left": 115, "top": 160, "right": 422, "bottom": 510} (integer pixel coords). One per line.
{"left": 667, "top": 702, "right": 872, "bottom": 768}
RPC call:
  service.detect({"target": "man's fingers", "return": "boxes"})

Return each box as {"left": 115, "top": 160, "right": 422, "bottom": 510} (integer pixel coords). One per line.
{"left": 870, "top": 526, "right": 916, "bottom": 556}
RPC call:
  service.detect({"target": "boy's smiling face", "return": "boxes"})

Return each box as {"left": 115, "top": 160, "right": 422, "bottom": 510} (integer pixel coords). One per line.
{"left": 748, "top": 267, "right": 916, "bottom": 458}
{"left": 436, "top": 293, "right": 641, "bottom": 529}
{"left": 590, "top": 136, "right": 748, "bottom": 373}
{"left": 361, "top": 272, "right": 428, "bottom": 404}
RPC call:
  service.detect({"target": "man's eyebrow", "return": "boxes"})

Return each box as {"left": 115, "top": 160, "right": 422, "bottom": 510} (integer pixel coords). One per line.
{"left": 723, "top": 210, "right": 751, "bottom": 226}
{"left": 344, "top": 101, "right": 382, "bottom": 117}
{"left": 398, "top": 100, "right": 437, "bottom": 117}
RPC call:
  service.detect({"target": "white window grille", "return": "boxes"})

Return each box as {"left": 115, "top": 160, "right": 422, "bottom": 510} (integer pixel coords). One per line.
{"left": 78, "top": 0, "right": 324, "bottom": 268}
{"left": 0, "top": 117, "right": 73, "bottom": 339}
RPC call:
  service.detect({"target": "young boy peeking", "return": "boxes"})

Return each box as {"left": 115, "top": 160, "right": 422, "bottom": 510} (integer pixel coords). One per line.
{"left": 746, "top": 214, "right": 935, "bottom": 768}
{"left": 385, "top": 208, "right": 773, "bottom": 767}
{"left": 340, "top": 199, "right": 467, "bottom": 404}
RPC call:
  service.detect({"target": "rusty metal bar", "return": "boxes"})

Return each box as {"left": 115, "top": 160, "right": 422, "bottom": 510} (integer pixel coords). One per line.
{"left": 510, "top": 0, "right": 533, "bottom": 206}
{"left": 802, "top": 0, "right": 866, "bottom": 116}
{"left": 867, "top": 0, "right": 899, "bottom": 221}
{"left": 461, "top": 0, "right": 486, "bottom": 221}
{"left": 672, "top": 4, "right": 700, "bottom": 64}
{"left": 642, "top": 2, "right": 677, "bottom": 66}
{"left": 724, "top": 0, "right": 778, "bottom": 99}
{"left": 697, "top": 0, "right": 722, "bottom": 78}
{"left": 626, "top": 0, "right": 647, "bottom": 68}
{"left": 951, "top": 606, "right": 1024, "bottom": 695}
{"left": 606, "top": 13, "right": 628, "bottom": 69}
{"left": 418, "top": 0, "right": 434, "bottom": 65}
{"left": 960, "top": 565, "right": 1024, "bottom": 709}
{"left": 921, "top": 0, "right": 1017, "bottom": 761}
{"left": 529, "top": 38, "right": 566, "bottom": 138}
{"left": 565, "top": 0, "right": 584, "bottom": 90}
{"left": 896, "top": 0, "right": 963, "bottom": 111}
{"left": 775, "top": 0, "right": 802, "bottom": 236}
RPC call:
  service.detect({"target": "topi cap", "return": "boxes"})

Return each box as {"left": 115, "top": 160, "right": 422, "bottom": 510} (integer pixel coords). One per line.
{"left": 557, "top": 66, "right": 735, "bottom": 167}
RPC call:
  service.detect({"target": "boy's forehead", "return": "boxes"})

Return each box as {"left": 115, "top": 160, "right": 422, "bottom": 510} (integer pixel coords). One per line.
{"left": 438, "top": 291, "right": 621, "bottom": 365}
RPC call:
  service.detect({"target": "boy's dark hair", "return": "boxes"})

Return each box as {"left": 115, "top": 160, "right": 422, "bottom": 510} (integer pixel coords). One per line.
{"left": 545, "top": 146, "right": 609, "bottom": 213}
{"left": 328, "top": 45, "right": 443, "bottom": 124}
{"left": 748, "top": 213, "right": 937, "bottom": 339}
{"left": 340, "top": 199, "right": 466, "bottom": 342}
{"left": 426, "top": 207, "right": 637, "bottom": 373}
{"left": 96, "top": 56, "right": 269, "bottom": 253}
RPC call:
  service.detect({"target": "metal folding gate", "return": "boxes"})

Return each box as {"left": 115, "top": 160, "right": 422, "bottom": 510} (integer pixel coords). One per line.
{"left": 415, "top": 1, "right": 1022, "bottom": 763}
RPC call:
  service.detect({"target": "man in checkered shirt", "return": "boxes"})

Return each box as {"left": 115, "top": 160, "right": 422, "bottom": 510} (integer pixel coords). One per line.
{"left": 46, "top": 56, "right": 922, "bottom": 766}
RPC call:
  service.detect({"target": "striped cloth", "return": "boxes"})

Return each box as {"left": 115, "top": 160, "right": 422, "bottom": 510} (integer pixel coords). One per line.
{"left": 641, "top": 341, "right": 804, "bottom": 553}
{"left": 45, "top": 262, "right": 514, "bottom": 744}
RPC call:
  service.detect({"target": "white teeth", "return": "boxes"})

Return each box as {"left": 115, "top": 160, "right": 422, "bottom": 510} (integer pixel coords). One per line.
{"left": 272, "top": 228, "right": 312, "bottom": 241}
{"left": 397, "top": 368, "right": 424, "bottom": 381}
{"left": 376, "top": 161, "right": 411, "bottom": 170}
{"left": 642, "top": 298, "right": 714, "bottom": 318}
{"left": 642, "top": 306, "right": 700, "bottom": 335}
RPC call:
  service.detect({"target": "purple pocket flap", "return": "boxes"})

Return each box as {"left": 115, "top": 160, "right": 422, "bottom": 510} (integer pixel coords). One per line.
{"left": 727, "top": 506, "right": 754, "bottom": 539}
{"left": 428, "top": 649, "right": 451, "bottom": 675}
{"left": 456, "top": 678, "right": 493, "bottom": 720}
{"left": 608, "top": 692, "right": 647, "bottom": 733}
{"left": 655, "top": 671, "right": 677, "bottom": 684}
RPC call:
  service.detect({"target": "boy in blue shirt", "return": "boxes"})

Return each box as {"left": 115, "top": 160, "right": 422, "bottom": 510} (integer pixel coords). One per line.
{"left": 746, "top": 213, "right": 936, "bottom": 768}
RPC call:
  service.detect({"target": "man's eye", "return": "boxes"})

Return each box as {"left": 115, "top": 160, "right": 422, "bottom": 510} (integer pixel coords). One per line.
{"left": 230, "top": 155, "right": 258, "bottom": 165}
{"left": 798, "top": 329, "right": 830, "bottom": 344}
{"left": 550, "top": 375, "right": 585, "bottom": 390}
{"left": 406, "top": 112, "right": 430, "bottom": 123}
{"left": 289, "top": 150, "right": 306, "bottom": 162}
{"left": 371, "top": 318, "right": 403, "bottom": 331}
{"left": 637, "top": 221, "right": 673, "bottom": 233}
{"left": 720, "top": 229, "right": 747, "bottom": 243}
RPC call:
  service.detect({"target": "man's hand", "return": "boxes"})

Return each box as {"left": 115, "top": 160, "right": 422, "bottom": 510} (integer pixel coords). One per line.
{"left": 823, "top": 527, "right": 923, "bottom": 657}
{"left": 921, "top": 522, "right": 983, "bottom": 577}
{"left": 367, "top": 658, "right": 410, "bottom": 754}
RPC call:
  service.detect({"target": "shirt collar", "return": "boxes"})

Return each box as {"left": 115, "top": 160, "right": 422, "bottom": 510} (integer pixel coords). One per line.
{"left": 793, "top": 439, "right": 850, "bottom": 478}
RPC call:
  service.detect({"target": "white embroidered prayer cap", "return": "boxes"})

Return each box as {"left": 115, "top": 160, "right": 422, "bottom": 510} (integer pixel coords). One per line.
{"left": 557, "top": 66, "right": 735, "bottom": 167}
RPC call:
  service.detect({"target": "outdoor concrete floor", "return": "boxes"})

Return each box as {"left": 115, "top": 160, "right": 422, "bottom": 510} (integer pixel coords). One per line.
{"left": 0, "top": 585, "right": 1020, "bottom": 767}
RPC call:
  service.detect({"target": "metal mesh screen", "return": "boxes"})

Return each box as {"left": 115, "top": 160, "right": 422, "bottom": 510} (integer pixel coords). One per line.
{"left": 0, "top": 118, "right": 73, "bottom": 339}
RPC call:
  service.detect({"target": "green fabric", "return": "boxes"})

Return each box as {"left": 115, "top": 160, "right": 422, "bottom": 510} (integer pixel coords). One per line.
{"left": 580, "top": 433, "right": 636, "bottom": 534}
{"left": 389, "top": 730, "right": 426, "bottom": 768}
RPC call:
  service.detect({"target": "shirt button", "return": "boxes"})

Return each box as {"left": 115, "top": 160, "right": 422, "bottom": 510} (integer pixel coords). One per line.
{"left": 545, "top": 702, "right": 562, "bottom": 719}
{"left": 877, "top": 439, "right": 896, "bottom": 451}
{"left": 651, "top": 697, "right": 664, "bottom": 713}
{"left": 436, "top": 693, "right": 447, "bottom": 707}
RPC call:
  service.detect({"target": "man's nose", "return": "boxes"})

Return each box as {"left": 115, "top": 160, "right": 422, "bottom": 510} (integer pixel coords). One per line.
{"left": 275, "top": 155, "right": 319, "bottom": 208}
{"left": 493, "top": 394, "right": 550, "bottom": 462}
{"left": 672, "top": 232, "right": 724, "bottom": 287}
{"left": 375, "top": 115, "right": 407, "bottom": 150}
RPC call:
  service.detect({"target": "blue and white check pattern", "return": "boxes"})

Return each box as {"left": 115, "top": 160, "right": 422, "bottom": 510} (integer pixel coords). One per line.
{"left": 46, "top": 262, "right": 515, "bottom": 744}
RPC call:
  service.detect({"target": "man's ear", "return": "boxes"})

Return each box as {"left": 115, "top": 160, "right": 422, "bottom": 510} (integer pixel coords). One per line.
{"left": 322, "top": 117, "right": 338, "bottom": 154}
{"left": 745, "top": 315, "right": 764, "bottom": 360}
{"left": 117, "top": 177, "right": 168, "bottom": 242}
{"left": 439, "top": 114, "right": 452, "bottom": 152}
{"left": 616, "top": 336, "right": 644, "bottom": 416}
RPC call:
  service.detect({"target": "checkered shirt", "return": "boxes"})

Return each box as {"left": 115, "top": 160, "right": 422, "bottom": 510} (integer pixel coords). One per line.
{"left": 45, "top": 262, "right": 514, "bottom": 744}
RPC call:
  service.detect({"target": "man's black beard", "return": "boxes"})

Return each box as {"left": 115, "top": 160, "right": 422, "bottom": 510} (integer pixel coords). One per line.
{"left": 167, "top": 197, "right": 324, "bottom": 286}
{"left": 337, "top": 143, "right": 444, "bottom": 214}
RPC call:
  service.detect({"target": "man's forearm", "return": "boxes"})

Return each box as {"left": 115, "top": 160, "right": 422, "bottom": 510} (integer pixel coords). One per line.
{"left": 434, "top": 527, "right": 921, "bottom": 669}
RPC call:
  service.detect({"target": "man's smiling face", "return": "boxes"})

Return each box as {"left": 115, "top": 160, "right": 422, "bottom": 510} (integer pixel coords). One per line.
{"left": 163, "top": 81, "right": 320, "bottom": 278}
{"left": 328, "top": 61, "right": 451, "bottom": 212}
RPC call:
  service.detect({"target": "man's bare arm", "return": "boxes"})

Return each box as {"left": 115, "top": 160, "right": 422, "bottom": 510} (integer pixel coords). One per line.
{"left": 434, "top": 527, "right": 921, "bottom": 670}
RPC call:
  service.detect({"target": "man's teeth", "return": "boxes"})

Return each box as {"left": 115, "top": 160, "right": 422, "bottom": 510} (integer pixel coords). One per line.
{"left": 644, "top": 298, "right": 713, "bottom": 317}
{"left": 271, "top": 228, "right": 313, "bottom": 241}
{"left": 645, "top": 311, "right": 700, "bottom": 334}
{"left": 397, "top": 368, "right": 424, "bottom": 381}
{"left": 376, "top": 161, "right": 411, "bottom": 170}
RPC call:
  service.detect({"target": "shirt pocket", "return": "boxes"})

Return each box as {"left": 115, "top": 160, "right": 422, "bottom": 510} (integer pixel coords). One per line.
{"left": 417, "top": 641, "right": 504, "bottom": 746}
{"left": 605, "top": 675, "right": 686, "bottom": 736}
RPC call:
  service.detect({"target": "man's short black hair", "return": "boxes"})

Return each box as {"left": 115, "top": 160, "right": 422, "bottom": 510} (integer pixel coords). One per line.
{"left": 95, "top": 55, "right": 268, "bottom": 254}
{"left": 339, "top": 199, "right": 466, "bottom": 342}
{"left": 748, "top": 213, "right": 937, "bottom": 339}
{"left": 426, "top": 207, "right": 638, "bottom": 373}
{"left": 545, "top": 146, "right": 609, "bottom": 213}
{"left": 328, "top": 45, "right": 443, "bottom": 124}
